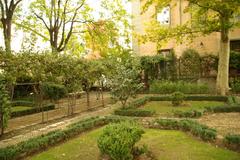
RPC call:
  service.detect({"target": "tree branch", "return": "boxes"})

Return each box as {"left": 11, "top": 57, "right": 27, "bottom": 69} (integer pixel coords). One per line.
{"left": 33, "top": 12, "right": 50, "bottom": 30}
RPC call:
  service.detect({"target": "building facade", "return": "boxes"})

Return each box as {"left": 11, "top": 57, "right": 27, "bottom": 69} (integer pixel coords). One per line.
{"left": 132, "top": 0, "right": 240, "bottom": 58}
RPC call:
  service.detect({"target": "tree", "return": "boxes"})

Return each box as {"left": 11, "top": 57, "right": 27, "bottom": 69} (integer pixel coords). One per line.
{"left": 29, "top": 0, "right": 92, "bottom": 53}
{"left": 142, "top": 0, "right": 240, "bottom": 95}
{"left": 0, "top": 75, "right": 11, "bottom": 137}
{"left": 0, "top": 0, "right": 22, "bottom": 53}
{"left": 107, "top": 53, "right": 143, "bottom": 107}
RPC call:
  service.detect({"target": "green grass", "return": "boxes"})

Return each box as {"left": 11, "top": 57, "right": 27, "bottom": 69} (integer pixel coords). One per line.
{"left": 143, "top": 101, "right": 225, "bottom": 115}
{"left": 138, "top": 129, "right": 240, "bottom": 160}
{"left": 12, "top": 106, "right": 32, "bottom": 112}
{"left": 28, "top": 127, "right": 240, "bottom": 160}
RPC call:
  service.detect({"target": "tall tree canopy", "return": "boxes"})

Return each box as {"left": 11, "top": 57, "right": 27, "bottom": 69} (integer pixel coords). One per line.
{"left": 29, "top": 0, "right": 92, "bottom": 53}
{"left": 0, "top": 0, "right": 22, "bottom": 53}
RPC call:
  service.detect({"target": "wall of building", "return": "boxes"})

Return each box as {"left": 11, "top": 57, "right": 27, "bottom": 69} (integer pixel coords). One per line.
{"left": 132, "top": 0, "right": 240, "bottom": 57}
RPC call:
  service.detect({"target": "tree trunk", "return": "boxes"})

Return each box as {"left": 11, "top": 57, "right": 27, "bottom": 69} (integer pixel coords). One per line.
{"left": 216, "top": 29, "right": 230, "bottom": 95}
{"left": 0, "top": 108, "right": 3, "bottom": 137}
{"left": 1, "top": 19, "right": 12, "bottom": 54}
{"left": 86, "top": 90, "right": 90, "bottom": 108}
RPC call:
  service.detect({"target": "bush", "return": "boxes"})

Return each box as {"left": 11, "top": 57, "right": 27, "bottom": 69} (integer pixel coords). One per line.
{"left": 229, "top": 51, "right": 240, "bottom": 70}
{"left": 224, "top": 134, "right": 240, "bottom": 149}
{"left": 180, "top": 49, "right": 201, "bottom": 77}
{"left": 41, "top": 82, "right": 67, "bottom": 101}
{"left": 114, "top": 109, "right": 155, "bottom": 117}
{"left": 149, "top": 80, "right": 209, "bottom": 94}
{"left": 11, "top": 100, "right": 34, "bottom": 107}
{"left": 171, "top": 92, "right": 185, "bottom": 106}
{"left": 152, "top": 119, "right": 217, "bottom": 141}
{"left": 97, "top": 121, "right": 144, "bottom": 160}
{"left": 185, "top": 95, "right": 228, "bottom": 102}
{"left": 230, "top": 79, "right": 240, "bottom": 93}
{"left": 173, "top": 110, "right": 203, "bottom": 118}
{"left": 205, "top": 105, "right": 240, "bottom": 113}
{"left": 127, "top": 96, "right": 150, "bottom": 109}
{"left": 11, "top": 104, "right": 55, "bottom": 118}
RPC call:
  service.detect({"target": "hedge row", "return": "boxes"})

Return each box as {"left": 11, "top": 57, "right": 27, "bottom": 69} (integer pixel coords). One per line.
{"left": 116, "top": 95, "right": 231, "bottom": 118}
{"left": 11, "top": 100, "right": 35, "bottom": 107}
{"left": 114, "top": 109, "right": 155, "bottom": 117}
{"left": 126, "top": 96, "right": 150, "bottom": 109}
{"left": 0, "top": 116, "right": 108, "bottom": 160}
{"left": 0, "top": 116, "right": 137, "bottom": 160}
{"left": 149, "top": 95, "right": 229, "bottom": 102}
{"left": 173, "top": 110, "right": 203, "bottom": 118}
{"left": 224, "top": 134, "right": 240, "bottom": 150}
{"left": 11, "top": 104, "right": 55, "bottom": 118}
{"left": 152, "top": 119, "right": 217, "bottom": 141}
{"left": 149, "top": 80, "right": 210, "bottom": 94}
{"left": 205, "top": 105, "right": 240, "bottom": 113}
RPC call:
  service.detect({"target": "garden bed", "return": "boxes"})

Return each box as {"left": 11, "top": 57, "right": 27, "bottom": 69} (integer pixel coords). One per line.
{"left": 27, "top": 127, "right": 240, "bottom": 160}
{"left": 143, "top": 101, "right": 225, "bottom": 116}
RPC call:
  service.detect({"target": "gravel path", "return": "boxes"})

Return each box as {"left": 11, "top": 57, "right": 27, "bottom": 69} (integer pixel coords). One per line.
{"left": 0, "top": 103, "right": 118, "bottom": 149}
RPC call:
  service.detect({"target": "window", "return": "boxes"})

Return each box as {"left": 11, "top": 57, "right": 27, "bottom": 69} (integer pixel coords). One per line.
{"left": 157, "top": 6, "right": 170, "bottom": 25}
{"left": 158, "top": 49, "right": 171, "bottom": 58}
{"left": 230, "top": 40, "right": 240, "bottom": 52}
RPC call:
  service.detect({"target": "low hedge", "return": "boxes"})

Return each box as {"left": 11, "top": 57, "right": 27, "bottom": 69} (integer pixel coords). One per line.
{"left": 149, "top": 95, "right": 228, "bottom": 102}
{"left": 205, "top": 105, "right": 240, "bottom": 113}
{"left": 11, "top": 104, "right": 55, "bottom": 118}
{"left": 152, "top": 119, "right": 217, "bottom": 141}
{"left": 224, "top": 134, "right": 240, "bottom": 150}
{"left": 126, "top": 96, "right": 150, "bottom": 109}
{"left": 149, "top": 80, "right": 210, "bottom": 94}
{"left": 0, "top": 116, "right": 108, "bottom": 160}
{"left": 11, "top": 100, "right": 34, "bottom": 107}
{"left": 173, "top": 110, "right": 203, "bottom": 118}
{"left": 114, "top": 109, "right": 155, "bottom": 117}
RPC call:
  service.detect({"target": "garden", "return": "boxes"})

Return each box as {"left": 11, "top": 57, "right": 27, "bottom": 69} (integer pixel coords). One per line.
{"left": 0, "top": 0, "right": 240, "bottom": 160}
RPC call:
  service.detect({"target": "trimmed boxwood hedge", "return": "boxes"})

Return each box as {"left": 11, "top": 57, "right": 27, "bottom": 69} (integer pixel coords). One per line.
{"left": 224, "top": 134, "right": 240, "bottom": 150}
{"left": 0, "top": 116, "right": 137, "bottom": 160}
{"left": 0, "top": 116, "right": 108, "bottom": 160}
{"left": 173, "top": 110, "right": 203, "bottom": 118}
{"left": 122, "top": 95, "right": 238, "bottom": 118}
{"left": 205, "top": 105, "right": 240, "bottom": 113}
{"left": 152, "top": 119, "right": 217, "bottom": 141}
{"left": 11, "top": 100, "right": 34, "bottom": 107}
{"left": 11, "top": 104, "right": 55, "bottom": 118}
{"left": 114, "top": 108, "right": 155, "bottom": 117}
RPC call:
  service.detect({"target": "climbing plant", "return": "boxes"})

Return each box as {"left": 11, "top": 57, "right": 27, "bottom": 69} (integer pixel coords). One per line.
{"left": 0, "top": 75, "right": 11, "bottom": 137}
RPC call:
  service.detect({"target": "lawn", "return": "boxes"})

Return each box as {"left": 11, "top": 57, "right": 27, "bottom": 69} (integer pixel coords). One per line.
{"left": 12, "top": 106, "right": 32, "bottom": 112}
{"left": 28, "top": 127, "right": 240, "bottom": 160}
{"left": 143, "top": 101, "right": 225, "bottom": 116}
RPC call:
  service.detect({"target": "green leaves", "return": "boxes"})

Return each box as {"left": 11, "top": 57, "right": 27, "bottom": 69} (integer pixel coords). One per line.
{"left": 0, "top": 75, "right": 11, "bottom": 135}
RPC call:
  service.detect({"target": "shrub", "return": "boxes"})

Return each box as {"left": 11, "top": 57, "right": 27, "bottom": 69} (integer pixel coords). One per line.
{"left": 114, "top": 109, "right": 155, "bottom": 117}
{"left": 97, "top": 121, "right": 144, "bottom": 160}
{"left": 11, "top": 100, "right": 34, "bottom": 107}
{"left": 152, "top": 119, "right": 217, "bottom": 141}
{"left": 127, "top": 96, "right": 150, "bottom": 109}
{"left": 224, "top": 134, "right": 240, "bottom": 149}
{"left": 230, "top": 79, "right": 240, "bottom": 93}
{"left": 171, "top": 92, "right": 185, "bottom": 106}
{"left": 173, "top": 110, "right": 203, "bottom": 118}
{"left": 180, "top": 49, "right": 201, "bottom": 77}
{"left": 149, "top": 80, "right": 209, "bottom": 94}
{"left": 205, "top": 105, "right": 240, "bottom": 113}
{"left": 11, "top": 104, "right": 55, "bottom": 118}
{"left": 41, "top": 82, "right": 67, "bottom": 101}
